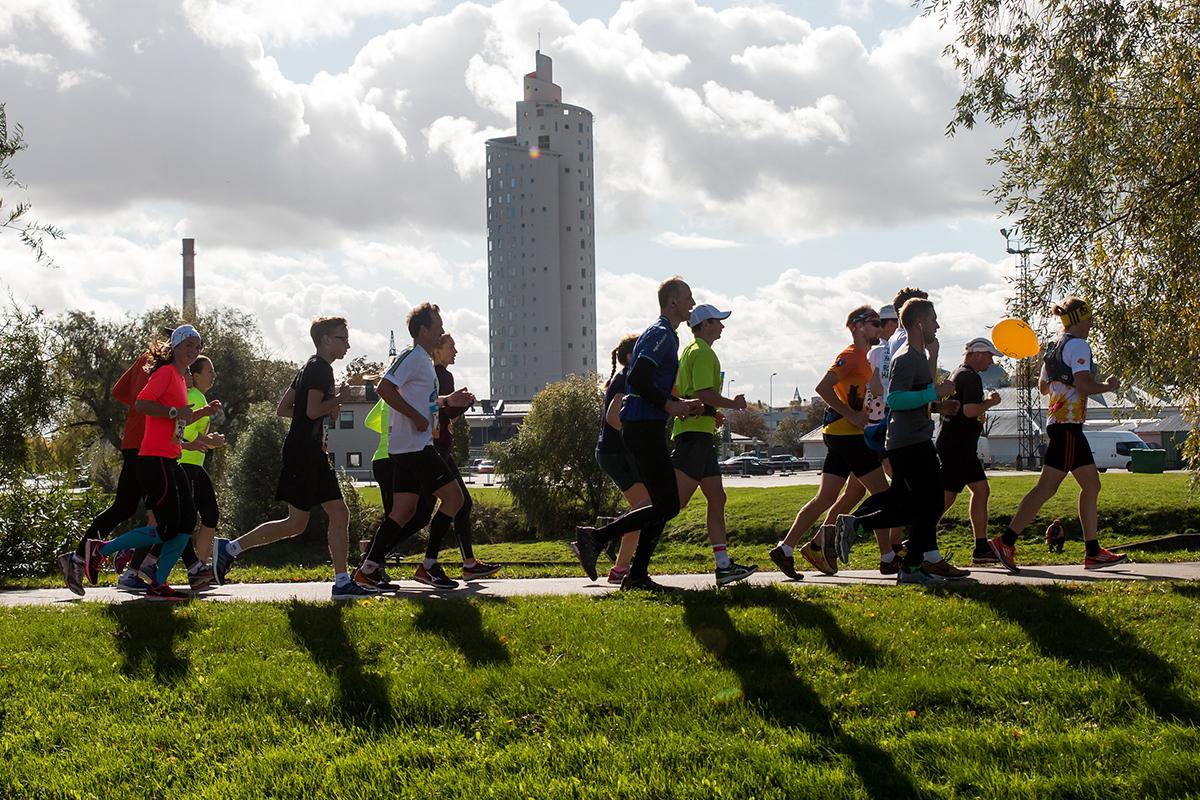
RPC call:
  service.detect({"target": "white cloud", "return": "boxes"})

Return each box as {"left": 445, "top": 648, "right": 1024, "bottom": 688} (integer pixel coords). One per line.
{"left": 0, "top": 45, "right": 54, "bottom": 71}
{"left": 55, "top": 67, "right": 105, "bottom": 91}
{"left": 653, "top": 231, "right": 741, "bottom": 249}
{"left": 0, "top": 0, "right": 98, "bottom": 53}
{"left": 181, "top": 0, "right": 435, "bottom": 48}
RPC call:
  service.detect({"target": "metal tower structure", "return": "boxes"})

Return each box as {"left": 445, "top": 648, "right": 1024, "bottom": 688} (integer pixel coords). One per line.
{"left": 1002, "top": 228, "right": 1041, "bottom": 469}
{"left": 388, "top": 330, "right": 397, "bottom": 359}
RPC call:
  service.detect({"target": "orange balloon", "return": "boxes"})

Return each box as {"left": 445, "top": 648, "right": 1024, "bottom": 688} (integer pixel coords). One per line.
{"left": 991, "top": 318, "right": 1040, "bottom": 358}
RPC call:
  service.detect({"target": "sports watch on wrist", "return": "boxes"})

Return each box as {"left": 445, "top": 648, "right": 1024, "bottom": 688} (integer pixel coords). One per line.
{"left": 168, "top": 407, "right": 179, "bottom": 419}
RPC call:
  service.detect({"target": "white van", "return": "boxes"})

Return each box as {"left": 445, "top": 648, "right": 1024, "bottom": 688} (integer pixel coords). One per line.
{"left": 1083, "top": 429, "right": 1151, "bottom": 472}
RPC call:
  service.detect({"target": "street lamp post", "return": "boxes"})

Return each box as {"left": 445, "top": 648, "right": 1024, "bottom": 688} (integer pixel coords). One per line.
{"left": 769, "top": 372, "right": 777, "bottom": 411}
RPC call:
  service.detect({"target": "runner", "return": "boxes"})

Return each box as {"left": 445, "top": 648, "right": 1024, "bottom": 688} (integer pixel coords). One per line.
{"left": 768, "top": 306, "right": 889, "bottom": 579}
{"left": 593, "top": 334, "right": 644, "bottom": 584}
{"left": 672, "top": 304, "right": 757, "bottom": 586}
{"left": 177, "top": 355, "right": 224, "bottom": 578}
{"left": 835, "top": 299, "right": 972, "bottom": 585}
{"left": 354, "top": 304, "right": 473, "bottom": 591}
{"left": 432, "top": 332, "right": 501, "bottom": 580}
{"left": 79, "top": 325, "right": 221, "bottom": 600}
{"left": 211, "top": 316, "right": 370, "bottom": 598}
{"left": 991, "top": 297, "right": 1129, "bottom": 571}
{"left": 573, "top": 277, "right": 704, "bottom": 591}
{"left": 937, "top": 338, "right": 1004, "bottom": 564}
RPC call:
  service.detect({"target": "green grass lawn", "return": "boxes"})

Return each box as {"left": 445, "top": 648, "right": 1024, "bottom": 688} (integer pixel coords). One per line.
{"left": 4, "top": 474, "right": 1197, "bottom": 590}
{"left": 2, "top": 582, "right": 1199, "bottom": 798}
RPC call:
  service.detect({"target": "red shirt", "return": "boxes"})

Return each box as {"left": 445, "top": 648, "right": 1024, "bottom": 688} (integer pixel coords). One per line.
{"left": 113, "top": 354, "right": 151, "bottom": 450}
{"left": 137, "top": 365, "right": 188, "bottom": 459}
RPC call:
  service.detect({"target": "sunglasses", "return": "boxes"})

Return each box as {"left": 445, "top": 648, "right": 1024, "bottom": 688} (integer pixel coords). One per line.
{"left": 867, "top": 319, "right": 884, "bottom": 327}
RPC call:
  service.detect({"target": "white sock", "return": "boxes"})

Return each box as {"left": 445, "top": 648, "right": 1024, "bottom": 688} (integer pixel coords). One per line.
{"left": 187, "top": 561, "right": 205, "bottom": 575}
{"left": 334, "top": 571, "right": 351, "bottom": 585}
{"left": 141, "top": 556, "right": 158, "bottom": 570}
{"left": 923, "top": 549, "right": 943, "bottom": 563}
{"left": 422, "top": 558, "right": 437, "bottom": 569}
{"left": 881, "top": 551, "right": 896, "bottom": 563}
{"left": 227, "top": 539, "right": 243, "bottom": 557}
{"left": 780, "top": 543, "right": 794, "bottom": 557}
{"left": 712, "top": 545, "right": 731, "bottom": 569}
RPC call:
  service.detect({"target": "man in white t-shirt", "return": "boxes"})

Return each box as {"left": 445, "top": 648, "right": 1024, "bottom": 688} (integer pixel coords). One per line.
{"left": 355, "top": 303, "right": 473, "bottom": 591}
{"left": 991, "top": 297, "right": 1128, "bottom": 572}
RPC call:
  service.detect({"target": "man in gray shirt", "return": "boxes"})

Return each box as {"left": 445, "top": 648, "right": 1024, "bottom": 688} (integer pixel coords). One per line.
{"left": 837, "top": 299, "right": 972, "bottom": 585}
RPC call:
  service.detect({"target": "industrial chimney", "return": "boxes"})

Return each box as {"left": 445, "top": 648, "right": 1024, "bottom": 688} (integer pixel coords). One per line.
{"left": 182, "top": 238, "right": 196, "bottom": 320}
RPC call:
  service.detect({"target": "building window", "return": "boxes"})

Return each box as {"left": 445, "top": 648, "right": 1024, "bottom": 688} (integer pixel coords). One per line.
{"left": 339, "top": 410, "right": 354, "bottom": 429}
{"left": 346, "top": 452, "right": 362, "bottom": 469}
{"left": 538, "top": 134, "right": 550, "bottom": 150}
{"left": 536, "top": 108, "right": 544, "bottom": 117}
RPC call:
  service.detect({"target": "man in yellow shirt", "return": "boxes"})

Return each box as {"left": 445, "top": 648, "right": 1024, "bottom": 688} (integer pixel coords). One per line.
{"left": 672, "top": 304, "right": 757, "bottom": 586}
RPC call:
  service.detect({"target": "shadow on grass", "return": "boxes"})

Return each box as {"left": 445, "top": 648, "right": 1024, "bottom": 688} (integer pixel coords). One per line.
{"left": 1170, "top": 582, "right": 1200, "bottom": 601}
{"left": 411, "top": 597, "right": 511, "bottom": 667}
{"left": 103, "top": 603, "right": 196, "bottom": 685}
{"left": 725, "top": 585, "right": 881, "bottom": 668}
{"left": 681, "top": 594, "right": 919, "bottom": 799}
{"left": 971, "top": 585, "right": 1200, "bottom": 725}
{"left": 285, "top": 601, "right": 395, "bottom": 728}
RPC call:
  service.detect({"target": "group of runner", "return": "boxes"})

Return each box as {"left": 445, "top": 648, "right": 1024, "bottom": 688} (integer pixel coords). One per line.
{"left": 577, "top": 279, "right": 1128, "bottom": 590}
{"left": 59, "top": 278, "right": 1128, "bottom": 599}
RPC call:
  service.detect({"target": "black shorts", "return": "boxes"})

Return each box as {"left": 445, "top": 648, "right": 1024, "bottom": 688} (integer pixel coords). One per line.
{"left": 1044, "top": 424, "right": 1095, "bottom": 472}
{"left": 822, "top": 433, "right": 881, "bottom": 479}
{"left": 388, "top": 446, "right": 455, "bottom": 496}
{"left": 671, "top": 431, "right": 720, "bottom": 481}
{"left": 596, "top": 448, "right": 640, "bottom": 493}
{"left": 276, "top": 446, "right": 342, "bottom": 511}
{"left": 936, "top": 438, "right": 986, "bottom": 494}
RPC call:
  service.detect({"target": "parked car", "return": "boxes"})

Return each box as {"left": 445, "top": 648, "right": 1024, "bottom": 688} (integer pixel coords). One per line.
{"left": 476, "top": 459, "right": 497, "bottom": 474}
{"left": 767, "top": 454, "right": 811, "bottom": 471}
{"left": 1083, "top": 429, "right": 1151, "bottom": 472}
{"left": 720, "top": 455, "right": 774, "bottom": 476}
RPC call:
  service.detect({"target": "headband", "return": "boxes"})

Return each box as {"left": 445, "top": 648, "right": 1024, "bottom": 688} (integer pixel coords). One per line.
{"left": 849, "top": 308, "right": 878, "bottom": 325}
{"left": 1059, "top": 302, "right": 1092, "bottom": 327}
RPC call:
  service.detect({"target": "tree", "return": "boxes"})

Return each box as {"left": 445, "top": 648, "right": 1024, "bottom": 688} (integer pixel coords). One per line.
{"left": 342, "top": 355, "right": 384, "bottom": 384}
{"left": 452, "top": 412, "right": 471, "bottom": 467}
{"left": 220, "top": 402, "right": 288, "bottom": 535}
{"left": 1, "top": 104, "right": 62, "bottom": 266}
{"left": 927, "top": 0, "right": 1200, "bottom": 456}
{"left": 0, "top": 302, "right": 63, "bottom": 473}
{"left": 771, "top": 416, "right": 809, "bottom": 455}
{"left": 802, "top": 399, "right": 829, "bottom": 432}
{"left": 727, "top": 407, "right": 769, "bottom": 442}
{"left": 495, "top": 374, "right": 619, "bottom": 537}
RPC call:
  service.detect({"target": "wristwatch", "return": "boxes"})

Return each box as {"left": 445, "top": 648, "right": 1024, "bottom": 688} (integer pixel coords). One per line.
{"left": 168, "top": 407, "right": 179, "bottom": 419}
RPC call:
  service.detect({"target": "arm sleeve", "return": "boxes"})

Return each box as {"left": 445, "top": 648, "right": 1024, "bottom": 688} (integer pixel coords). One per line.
{"left": 628, "top": 356, "right": 670, "bottom": 409}
{"left": 365, "top": 399, "right": 385, "bottom": 433}
{"left": 136, "top": 368, "right": 170, "bottom": 404}
{"left": 886, "top": 386, "right": 938, "bottom": 410}
{"left": 1064, "top": 339, "right": 1093, "bottom": 374}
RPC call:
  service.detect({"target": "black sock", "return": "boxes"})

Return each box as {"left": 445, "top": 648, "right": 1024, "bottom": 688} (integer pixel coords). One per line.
{"left": 1001, "top": 528, "right": 1019, "bottom": 547}
{"left": 1085, "top": 539, "right": 1101, "bottom": 557}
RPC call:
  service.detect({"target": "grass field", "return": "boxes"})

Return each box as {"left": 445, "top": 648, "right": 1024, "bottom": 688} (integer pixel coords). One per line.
{"left": 4, "top": 474, "right": 1198, "bottom": 589}
{"left": 2, "top": 582, "right": 1199, "bottom": 798}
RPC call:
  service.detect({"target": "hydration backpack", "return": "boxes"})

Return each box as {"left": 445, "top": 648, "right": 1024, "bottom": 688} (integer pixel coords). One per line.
{"left": 1042, "top": 333, "right": 1078, "bottom": 386}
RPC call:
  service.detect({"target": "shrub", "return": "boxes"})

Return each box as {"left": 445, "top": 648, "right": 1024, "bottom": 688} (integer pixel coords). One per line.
{"left": 0, "top": 474, "right": 108, "bottom": 578}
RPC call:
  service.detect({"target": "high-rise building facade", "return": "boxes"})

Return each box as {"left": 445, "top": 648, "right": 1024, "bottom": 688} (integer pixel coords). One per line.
{"left": 486, "top": 51, "right": 596, "bottom": 402}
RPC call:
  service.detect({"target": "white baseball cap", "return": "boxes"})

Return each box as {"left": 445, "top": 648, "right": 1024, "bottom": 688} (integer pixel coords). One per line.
{"left": 879, "top": 304, "right": 898, "bottom": 321}
{"left": 170, "top": 324, "right": 202, "bottom": 348}
{"left": 689, "top": 304, "right": 731, "bottom": 327}
{"left": 965, "top": 336, "right": 1003, "bottom": 356}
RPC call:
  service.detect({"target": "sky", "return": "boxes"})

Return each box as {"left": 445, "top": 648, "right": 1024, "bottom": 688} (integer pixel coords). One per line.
{"left": 0, "top": 0, "right": 1023, "bottom": 404}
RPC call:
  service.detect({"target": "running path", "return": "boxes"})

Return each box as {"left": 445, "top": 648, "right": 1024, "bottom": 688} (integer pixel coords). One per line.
{"left": 3, "top": 562, "right": 1199, "bottom": 606}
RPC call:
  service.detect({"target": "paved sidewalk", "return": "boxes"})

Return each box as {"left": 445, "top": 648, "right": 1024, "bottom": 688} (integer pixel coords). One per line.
{"left": 3, "top": 561, "right": 1198, "bottom": 606}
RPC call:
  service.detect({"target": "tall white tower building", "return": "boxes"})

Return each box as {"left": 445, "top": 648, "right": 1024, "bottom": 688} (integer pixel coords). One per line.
{"left": 486, "top": 51, "right": 597, "bottom": 402}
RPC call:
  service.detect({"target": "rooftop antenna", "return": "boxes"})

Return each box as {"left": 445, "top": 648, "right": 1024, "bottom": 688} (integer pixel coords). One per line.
{"left": 388, "top": 330, "right": 396, "bottom": 358}
{"left": 537, "top": 30, "right": 541, "bottom": 51}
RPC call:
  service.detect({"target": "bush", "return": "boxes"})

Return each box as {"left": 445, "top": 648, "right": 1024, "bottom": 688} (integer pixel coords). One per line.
{"left": 469, "top": 499, "right": 527, "bottom": 543}
{"left": 0, "top": 474, "right": 108, "bottom": 578}
{"left": 495, "top": 374, "right": 621, "bottom": 538}
{"left": 220, "top": 402, "right": 288, "bottom": 536}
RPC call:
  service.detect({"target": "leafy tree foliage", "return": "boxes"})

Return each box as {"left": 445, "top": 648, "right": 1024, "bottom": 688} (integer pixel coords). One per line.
{"left": 0, "top": 302, "right": 62, "bottom": 472}
{"left": 770, "top": 416, "right": 810, "bottom": 455}
{"left": 727, "top": 407, "right": 769, "bottom": 442}
{"left": 495, "top": 375, "right": 618, "bottom": 537}
{"left": 452, "top": 412, "right": 471, "bottom": 467}
{"left": 928, "top": 0, "right": 1200, "bottom": 452}
{"left": 220, "top": 402, "right": 288, "bottom": 535}
{"left": 0, "top": 104, "right": 62, "bottom": 266}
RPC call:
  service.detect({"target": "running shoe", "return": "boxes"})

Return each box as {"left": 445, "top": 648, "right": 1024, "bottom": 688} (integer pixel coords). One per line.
{"left": 332, "top": 580, "right": 375, "bottom": 599}
{"left": 188, "top": 565, "right": 216, "bottom": 591}
{"left": 878, "top": 556, "right": 901, "bottom": 576}
{"left": 117, "top": 569, "right": 151, "bottom": 592}
{"left": 145, "top": 583, "right": 191, "bottom": 601}
{"left": 919, "top": 559, "right": 971, "bottom": 580}
{"left": 1084, "top": 548, "right": 1131, "bottom": 570}
{"left": 607, "top": 566, "right": 629, "bottom": 585}
{"left": 112, "top": 548, "right": 134, "bottom": 575}
{"left": 604, "top": 537, "right": 619, "bottom": 563}
{"left": 971, "top": 542, "right": 1000, "bottom": 565}
{"left": 351, "top": 563, "right": 389, "bottom": 593}
{"left": 83, "top": 539, "right": 105, "bottom": 585}
{"left": 58, "top": 552, "right": 84, "bottom": 596}
{"left": 715, "top": 561, "right": 758, "bottom": 587}
{"left": 768, "top": 545, "right": 802, "bottom": 581}
{"left": 835, "top": 515, "right": 861, "bottom": 565}
{"left": 897, "top": 564, "right": 946, "bottom": 586}
{"left": 799, "top": 541, "right": 836, "bottom": 576}
{"left": 462, "top": 560, "right": 502, "bottom": 580}
{"left": 212, "top": 538, "right": 236, "bottom": 585}
{"left": 619, "top": 574, "right": 682, "bottom": 592}
{"left": 414, "top": 563, "right": 460, "bottom": 590}
{"left": 573, "top": 527, "right": 600, "bottom": 581}
{"left": 989, "top": 535, "right": 1019, "bottom": 573}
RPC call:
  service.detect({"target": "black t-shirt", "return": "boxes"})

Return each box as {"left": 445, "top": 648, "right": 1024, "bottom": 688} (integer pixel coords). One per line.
{"left": 434, "top": 364, "right": 467, "bottom": 451}
{"left": 285, "top": 355, "right": 334, "bottom": 455}
{"left": 597, "top": 370, "right": 627, "bottom": 454}
{"left": 938, "top": 364, "right": 985, "bottom": 445}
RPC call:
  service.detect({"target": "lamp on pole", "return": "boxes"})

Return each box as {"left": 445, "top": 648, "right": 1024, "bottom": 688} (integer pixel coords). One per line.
{"left": 769, "top": 372, "right": 777, "bottom": 411}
